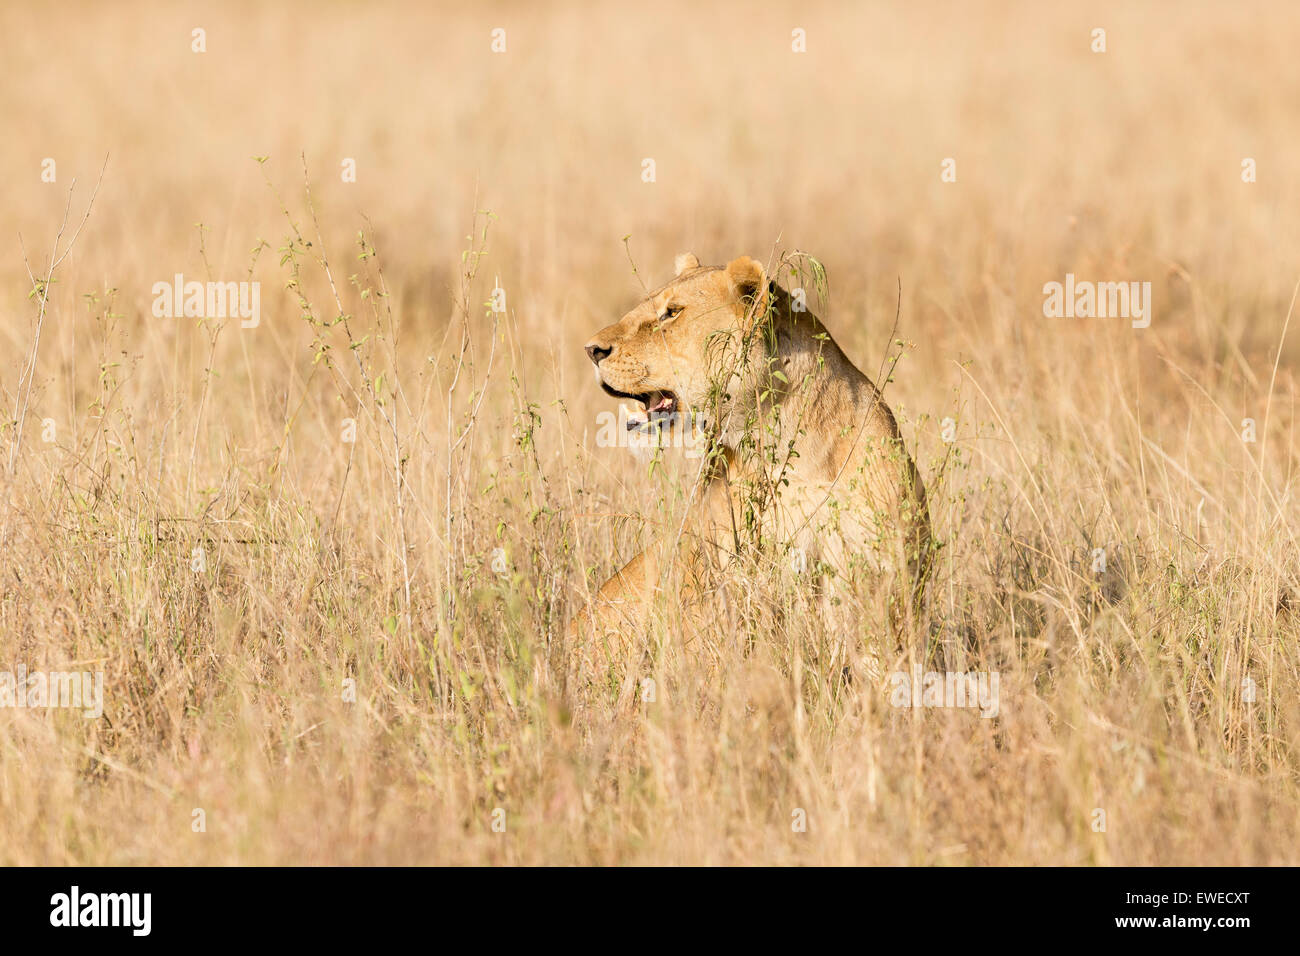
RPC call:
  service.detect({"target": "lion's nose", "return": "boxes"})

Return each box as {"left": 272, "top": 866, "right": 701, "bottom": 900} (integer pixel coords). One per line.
{"left": 585, "top": 343, "right": 613, "bottom": 365}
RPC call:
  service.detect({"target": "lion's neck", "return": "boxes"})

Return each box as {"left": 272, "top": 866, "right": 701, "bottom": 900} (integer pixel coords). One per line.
{"left": 719, "top": 295, "right": 886, "bottom": 484}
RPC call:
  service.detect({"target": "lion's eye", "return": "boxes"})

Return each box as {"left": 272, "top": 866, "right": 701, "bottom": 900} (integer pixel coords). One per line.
{"left": 659, "top": 305, "right": 683, "bottom": 324}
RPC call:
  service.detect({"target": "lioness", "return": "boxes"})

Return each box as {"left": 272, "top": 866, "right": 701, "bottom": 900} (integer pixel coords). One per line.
{"left": 574, "top": 252, "right": 931, "bottom": 646}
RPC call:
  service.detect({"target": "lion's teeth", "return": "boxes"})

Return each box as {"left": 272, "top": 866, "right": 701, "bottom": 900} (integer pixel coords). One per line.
{"left": 622, "top": 403, "right": 647, "bottom": 431}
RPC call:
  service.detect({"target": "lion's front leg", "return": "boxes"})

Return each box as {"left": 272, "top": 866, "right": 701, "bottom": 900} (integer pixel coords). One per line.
{"left": 565, "top": 545, "right": 663, "bottom": 698}
{"left": 577, "top": 547, "right": 659, "bottom": 639}
{"left": 569, "top": 469, "right": 734, "bottom": 652}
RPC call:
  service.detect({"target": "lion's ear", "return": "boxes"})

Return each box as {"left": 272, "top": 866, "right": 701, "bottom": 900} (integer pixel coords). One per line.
{"left": 725, "top": 255, "right": 765, "bottom": 298}
{"left": 726, "top": 256, "right": 770, "bottom": 325}
{"left": 674, "top": 252, "right": 701, "bottom": 276}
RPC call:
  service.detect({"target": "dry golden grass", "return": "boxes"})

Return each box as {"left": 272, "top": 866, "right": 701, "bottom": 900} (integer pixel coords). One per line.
{"left": 1, "top": 0, "right": 1298, "bottom": 864}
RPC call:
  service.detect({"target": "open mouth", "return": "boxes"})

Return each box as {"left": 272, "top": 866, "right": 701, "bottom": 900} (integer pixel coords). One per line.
{"left": 600, "top": 382, "right": 679, "bottom": 431}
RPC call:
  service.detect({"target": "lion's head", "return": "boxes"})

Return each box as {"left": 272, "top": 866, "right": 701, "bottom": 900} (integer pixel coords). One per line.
{"left": 584, "top": 253, "right": 772, "bottom": 441}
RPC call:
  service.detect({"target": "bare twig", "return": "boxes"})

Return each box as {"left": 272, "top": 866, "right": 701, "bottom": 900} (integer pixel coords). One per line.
{"left": 9, "top": 155, "right": 109, "bottom": 473}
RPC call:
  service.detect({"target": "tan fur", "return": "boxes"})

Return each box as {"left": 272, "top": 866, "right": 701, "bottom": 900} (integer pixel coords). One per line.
{"left": 573, "top": 254, "right": 931, "bottom": 647}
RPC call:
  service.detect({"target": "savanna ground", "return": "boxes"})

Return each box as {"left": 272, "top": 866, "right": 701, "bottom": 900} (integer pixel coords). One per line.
{"left": 1, "top": 0, "right": 1297, "bottom": 865}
